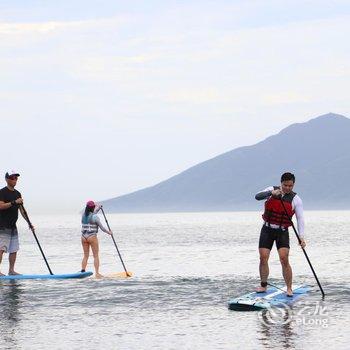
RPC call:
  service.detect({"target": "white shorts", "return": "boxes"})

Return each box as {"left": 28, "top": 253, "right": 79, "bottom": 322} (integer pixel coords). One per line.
{"left": 0, "top": 228, "right": 19, "bottom": 254}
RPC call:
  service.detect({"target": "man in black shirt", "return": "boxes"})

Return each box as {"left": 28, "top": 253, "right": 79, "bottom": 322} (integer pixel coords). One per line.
{"left": 0, "top": 170, "right": 26, "bottom": 276}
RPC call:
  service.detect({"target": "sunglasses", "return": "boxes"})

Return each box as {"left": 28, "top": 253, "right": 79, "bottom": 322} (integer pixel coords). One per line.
{"left": 8, "top": 176, "right": 18, "bottom": 180}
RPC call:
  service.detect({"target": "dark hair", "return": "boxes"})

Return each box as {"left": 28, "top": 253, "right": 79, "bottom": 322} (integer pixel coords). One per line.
{"left": 84, "top": 205, "right": 95, "bottom": 216}
{"left": 281, "top": 172, "right": 295, "bottom": 183}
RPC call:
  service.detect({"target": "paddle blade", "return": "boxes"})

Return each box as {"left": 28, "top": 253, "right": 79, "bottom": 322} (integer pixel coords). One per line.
{"left": 106, "top": 271, "right": 133, "bottom": 278}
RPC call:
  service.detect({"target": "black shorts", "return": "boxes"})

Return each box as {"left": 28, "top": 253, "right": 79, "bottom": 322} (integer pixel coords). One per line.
{"left": 258, "top": 225, "right": 290, "bottom": 250}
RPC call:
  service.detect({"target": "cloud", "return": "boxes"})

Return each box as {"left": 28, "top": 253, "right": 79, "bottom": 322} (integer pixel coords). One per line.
{"left": 261, "top": 92, "right": 311, "bottom": 106}
{"left": 0, "top": 17, "right": 125, "bottom": 36}
{"left": 150, "top": 88, "right": 225, "bottom": 104}
{"left": 1, "top": 2, "right": 350, "bottom": 212}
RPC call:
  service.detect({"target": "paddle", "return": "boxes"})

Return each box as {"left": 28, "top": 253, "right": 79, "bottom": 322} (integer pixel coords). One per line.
{"left": 100, "top": 206, "right": 132, "bottom": 277}
{"left": 267, "top": 282, "right": 306, "bottom": 295}
{"left": 20, "top": 204, "right": 54, "bottom": 275}
{"left": 280, "top": 198, "right": 325, "bottom": 297}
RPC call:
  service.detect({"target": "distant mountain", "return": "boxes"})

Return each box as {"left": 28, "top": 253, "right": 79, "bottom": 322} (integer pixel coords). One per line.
{"left": 102, "top": 113, "right": 350, "bottom": 212}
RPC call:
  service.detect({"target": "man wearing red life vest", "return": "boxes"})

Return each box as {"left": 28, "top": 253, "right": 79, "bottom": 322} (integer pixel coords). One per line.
{"left": 255, "top": 172, "right": 306, "bottom": 297}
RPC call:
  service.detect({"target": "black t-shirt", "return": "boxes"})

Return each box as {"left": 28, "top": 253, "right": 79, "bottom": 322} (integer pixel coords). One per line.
{"left": 0, "top": 186, "right": 22, "bottom": 229}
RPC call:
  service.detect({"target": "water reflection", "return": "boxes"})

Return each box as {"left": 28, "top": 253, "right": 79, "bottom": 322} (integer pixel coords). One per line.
{"left": 257, "top": 307, "right": 296, "bottom": 349}
{"left": 0, "top": 281, "right": 23, "bottom": 348}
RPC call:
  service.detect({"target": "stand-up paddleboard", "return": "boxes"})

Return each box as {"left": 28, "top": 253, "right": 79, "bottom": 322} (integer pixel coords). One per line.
{"left": 0, "top": 271, "right": 93, "bottom": 280}
{"left": 104, "top": 272, "right": 133, "bottom": 278}
{"left": 228, "top": 285, "right": 310, "bottom": 311}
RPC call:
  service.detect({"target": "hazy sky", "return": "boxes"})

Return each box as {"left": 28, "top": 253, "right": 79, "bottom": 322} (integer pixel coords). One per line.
{"left": 1, "top": 1, "right": 350, "bottom": 213}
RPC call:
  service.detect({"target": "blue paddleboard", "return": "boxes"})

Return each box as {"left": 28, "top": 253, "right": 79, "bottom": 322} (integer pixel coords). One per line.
{"left": 0, "top": 271, "right": 93, "bottom": 280}
{"left": 228, "top": 285, "right": 310, "bottom": 311}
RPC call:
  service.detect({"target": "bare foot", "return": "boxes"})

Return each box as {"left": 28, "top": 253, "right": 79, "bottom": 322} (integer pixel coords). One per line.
{"left": 95, "top": 273, "right": 104, "bottom": 279}
{"left": 0, "top": 272, "right": 5, "bottom": 276}
{"left": 8, "top": 271, "right": 22, "bottom": 276}
{"left": 256, "top": 286, "right": 267, "bottom": 293}
{"left": 286, "top": 288, "right": 293, "bottom": 297}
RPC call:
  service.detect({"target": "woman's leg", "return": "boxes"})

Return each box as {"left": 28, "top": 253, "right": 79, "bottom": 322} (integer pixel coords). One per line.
{"left": 81, "top": 237, "right": 90, "bottom": 271}
{"left": 88, "top": 235, "right": 103, "bottom": 278}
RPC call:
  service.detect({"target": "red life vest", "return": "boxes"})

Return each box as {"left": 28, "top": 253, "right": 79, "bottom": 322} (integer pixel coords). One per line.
{"left": 262, "top": 187, "right": 296, "bottom": 228}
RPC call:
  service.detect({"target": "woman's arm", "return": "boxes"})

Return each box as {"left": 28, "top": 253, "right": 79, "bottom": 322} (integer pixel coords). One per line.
{"left": 94, "top": 215, "right": 111, "bottom": 234}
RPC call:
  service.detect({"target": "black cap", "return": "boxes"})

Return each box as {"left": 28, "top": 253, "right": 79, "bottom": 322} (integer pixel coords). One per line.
{"left": 5, "top": 170, "right": 20, "bottom": 179}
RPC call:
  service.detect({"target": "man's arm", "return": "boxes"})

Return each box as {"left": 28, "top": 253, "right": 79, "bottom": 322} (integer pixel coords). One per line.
{"left": 293, "top": 196, "right": 306, "bottom": 247}
{"left": 19, "top": 205, "right": 26, "bottom": 220}
{"left": 0, "top": 198, "right": 23, "bottom": 210}
{"left": 255, "top": 186, "right": 275, "bottom": 200}
{"left": 0, "top": 200, "right": 12, "bottom": 210}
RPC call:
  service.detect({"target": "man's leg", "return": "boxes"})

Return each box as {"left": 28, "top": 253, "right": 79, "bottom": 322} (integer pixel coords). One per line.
{"left": 257, "top": 225, "right": 274, "bottom": 292}
{"left": 0, "top": 250, "right": 5, "bottom": 276}
{"left": 9, "top": 252, "right": 21, "bottom": 275}
{"left": 8, "top": 230, "right": 20, "bottom": 275}
{"left": 278, "top": 247, "right": 293, "bottom": 296}
{"left": 258, "top": 248, "right": 271, "bottom": 292}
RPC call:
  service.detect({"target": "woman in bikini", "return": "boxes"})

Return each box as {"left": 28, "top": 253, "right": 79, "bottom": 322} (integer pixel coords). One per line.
{"left": 81, "top": 200, "right": 112, "bottom": 278}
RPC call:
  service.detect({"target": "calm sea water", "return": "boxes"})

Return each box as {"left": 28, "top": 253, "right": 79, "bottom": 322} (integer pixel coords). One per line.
{"left": 1, "top": 211, "right": 349, "bottom": 350}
